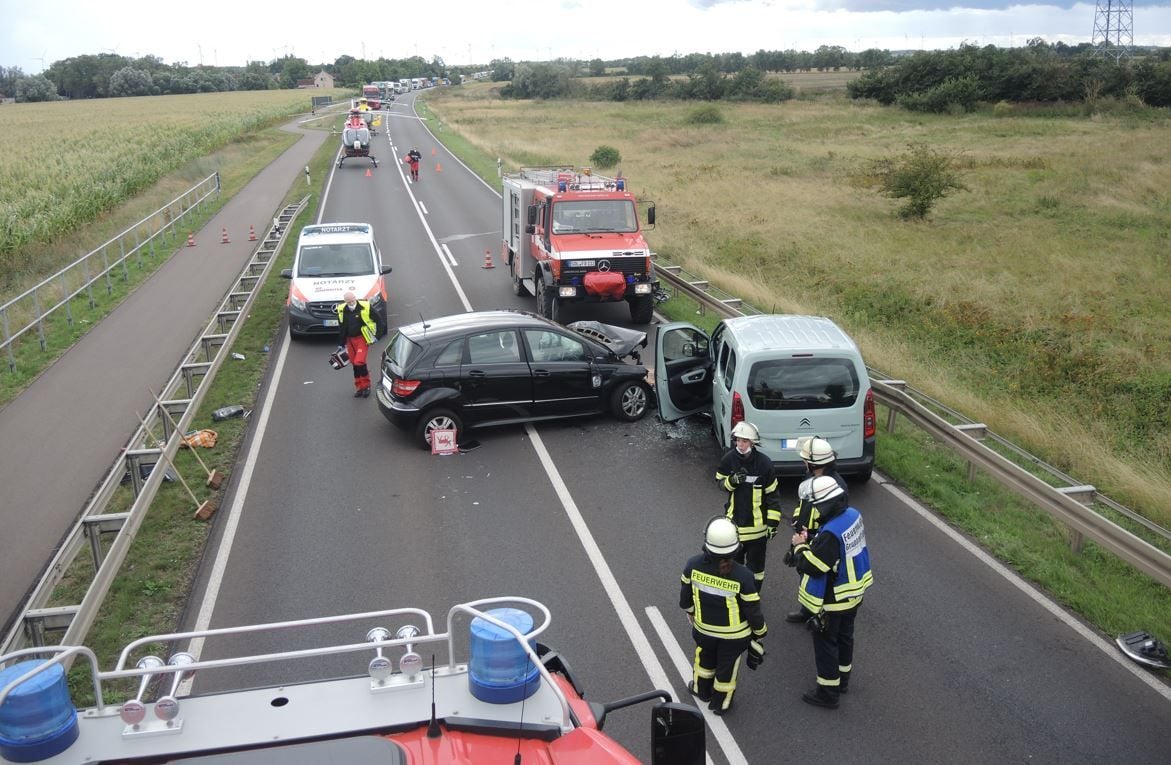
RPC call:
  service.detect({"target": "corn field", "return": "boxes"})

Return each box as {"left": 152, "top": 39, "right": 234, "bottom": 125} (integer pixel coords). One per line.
{"left": 0, "top": 90, "right": 333, "bottom": 271}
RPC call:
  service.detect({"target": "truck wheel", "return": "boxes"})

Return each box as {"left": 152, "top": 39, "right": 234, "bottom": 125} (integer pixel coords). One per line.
{"left": 510, "top": 256, "right": 527, "bottom": 296}
{"left": 536, "top": 278, "right": 555, "bottom": 321}
{"left": 414, "top": 408, "right": 462, "bottom": 450}
{"left": 610, "top": 380, "right": 649, "bottom": 422}
{"left": 628, "top": 295, "right": 654, "bottom": 324}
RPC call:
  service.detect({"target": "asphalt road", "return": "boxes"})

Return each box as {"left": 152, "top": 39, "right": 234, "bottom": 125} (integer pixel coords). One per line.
{"left": 47, "top": 93, "right": 1171, "bottom": 764}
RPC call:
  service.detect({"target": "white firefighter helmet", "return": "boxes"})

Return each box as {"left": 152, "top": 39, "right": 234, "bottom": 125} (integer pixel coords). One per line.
{"left": 809, "top": 475, "right": 845, "bottom": 504}
{"left": 704, "top": 516, "right": 741, "bottom": 556}
{"left": 730, "top": 421, "right": 760, "bottom": 445}
{"left": 799, "top": 436, "right": 836, "bottom": 465}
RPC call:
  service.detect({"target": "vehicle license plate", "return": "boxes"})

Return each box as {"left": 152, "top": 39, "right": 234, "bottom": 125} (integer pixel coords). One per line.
{"left": 324, "top": 319, "right": 339, "bottom": 327}
{"left": 779, "top": 439, "right": 799, "bottom": 449}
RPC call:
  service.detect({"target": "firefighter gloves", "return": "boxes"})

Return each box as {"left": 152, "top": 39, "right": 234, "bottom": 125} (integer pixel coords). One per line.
{"left": 728, "top": 468, "right": 748, "bottom": 487}
{"left": 746, "top": 640, "right": 765, "bottom": 670}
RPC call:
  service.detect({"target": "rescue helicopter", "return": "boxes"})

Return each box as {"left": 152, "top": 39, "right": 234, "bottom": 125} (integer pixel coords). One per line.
{"left": 336, "top": 106, "right": 378, "bottom": 169}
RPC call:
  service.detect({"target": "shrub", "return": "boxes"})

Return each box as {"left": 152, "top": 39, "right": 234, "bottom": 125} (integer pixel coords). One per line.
{"left": 685, "top": 105, "right": 724, "bottom": 124}
{"left": 589, "top": 145, "right": 621, "bottom": 169}
{"left": 869, "top": 143, "right": 968, "bottom": 220}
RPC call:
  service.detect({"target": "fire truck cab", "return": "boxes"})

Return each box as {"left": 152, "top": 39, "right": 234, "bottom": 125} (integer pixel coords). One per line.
{"left": 502, "top": 167, "right": 658, "bottom": 324}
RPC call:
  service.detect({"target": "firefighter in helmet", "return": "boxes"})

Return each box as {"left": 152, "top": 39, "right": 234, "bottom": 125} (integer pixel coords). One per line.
{"left": 716, "top": 421, "right": 782, "bottom": 593}
{"left": 784, "top": 436, "right": 849, "bottom": 624}
{"left": 680, "top": 516, "right": 768, "bottom": 716}
{"left": 790, "top": 475, "right": 873, "bottom": 708}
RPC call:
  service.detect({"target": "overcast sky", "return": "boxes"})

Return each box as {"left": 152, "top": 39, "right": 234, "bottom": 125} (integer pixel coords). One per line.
{"left": 3, "top": 0, "right": 1169, "bottom": 74}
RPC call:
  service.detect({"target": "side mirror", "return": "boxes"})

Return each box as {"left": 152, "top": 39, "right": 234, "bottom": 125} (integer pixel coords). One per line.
{"left": 380, "top": 265, "right": 393, "bottom": 274}
{"left": 682, "top": 342, "right": 696, "bottom": 358}
{"left": 280, "top": 269, "right": 293, "bottom": 279}
{"left": 646, "top": 204, "right": 656, "bottom": 226}
{"left": 651, "top": 702, "right": 705, "bottom": 765}
{"left": 525, "top": 224, "right": 535, "bottom": 235}
{"left": 527, "top": 204, "right": 538, "bottom": 226}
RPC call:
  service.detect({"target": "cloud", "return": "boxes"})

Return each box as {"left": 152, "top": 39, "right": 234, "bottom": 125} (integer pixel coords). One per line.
{"left": 816, "top": 1, "right": 1080, "bottom": 9}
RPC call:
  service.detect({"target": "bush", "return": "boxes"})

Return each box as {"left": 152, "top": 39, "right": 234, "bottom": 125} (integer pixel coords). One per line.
{"left": 589, "top": 145, "right": 622, "bottom": 169}
{"left": 685, "top": 105, "right": 724, "bottom": 124}
{"left": 870, "top": 143, "right": 968, "bottom": 220}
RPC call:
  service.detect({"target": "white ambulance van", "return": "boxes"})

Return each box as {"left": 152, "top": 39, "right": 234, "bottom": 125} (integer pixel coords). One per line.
{"left": 280, "top": 222, "right": 391, "bottom": 339}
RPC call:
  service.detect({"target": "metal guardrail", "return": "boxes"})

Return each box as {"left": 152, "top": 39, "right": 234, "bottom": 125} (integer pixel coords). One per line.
{"left": 653, "top": 256, "right": 1171, "bottom": 590}
{"left": 1, "top": 198, "right": 309, "bottom": 656}
{"left": 1, "top": 174, "right": 221, "bottom": 373}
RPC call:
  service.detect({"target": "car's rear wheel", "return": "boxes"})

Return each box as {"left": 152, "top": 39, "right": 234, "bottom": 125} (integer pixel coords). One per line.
{"left": 610, "top": 380, "right": 649, "bottom": 422}
{"left": 510, "top": 254, "right": 528, "bottom": 296}
{"left": 414, "top": 408, "right": 463, "bottom": 450}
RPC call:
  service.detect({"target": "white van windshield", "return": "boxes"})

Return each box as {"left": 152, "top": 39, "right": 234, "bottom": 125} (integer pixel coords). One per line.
{"left": 747, "top": 358, "right": 860, "bottom": 410}
{"left": 297, "top": 243, "right": 375, "bottom": 277}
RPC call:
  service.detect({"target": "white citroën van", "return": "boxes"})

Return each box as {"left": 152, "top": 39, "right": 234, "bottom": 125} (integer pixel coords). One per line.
{"left": 654, "top": 314, "right": 875, "bottom": 481}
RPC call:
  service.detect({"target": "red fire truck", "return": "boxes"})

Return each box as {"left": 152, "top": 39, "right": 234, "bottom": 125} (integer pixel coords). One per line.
{"left": 361, "top": 84, "right": 383, "bottom": 109}
{"left": 502, "top": 167, "right": 659, "bottom": 324}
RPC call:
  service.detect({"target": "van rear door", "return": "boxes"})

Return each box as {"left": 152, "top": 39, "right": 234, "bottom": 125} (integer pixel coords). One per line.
{"left": 653, "top": 323, "right": 713, "bottom": 421}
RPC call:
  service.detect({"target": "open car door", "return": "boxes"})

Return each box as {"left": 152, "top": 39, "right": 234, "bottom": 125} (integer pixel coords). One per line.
{"left": 654, "top": 322, "right": 713, "bottom": 422}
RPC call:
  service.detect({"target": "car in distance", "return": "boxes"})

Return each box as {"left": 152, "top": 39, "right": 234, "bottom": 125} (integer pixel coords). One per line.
{"left": 376, "top": 310, "right": 652, "bottom": 448}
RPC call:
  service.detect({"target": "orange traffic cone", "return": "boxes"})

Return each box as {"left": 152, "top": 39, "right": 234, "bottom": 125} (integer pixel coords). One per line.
{"left": 431, "top": 147, "right": 437, "bottom": 156}
{"left": 186, "top": 232, "right": 196, "bottom": 247}
{"left": 220, "top": 227, "right": 230, "bottom": 244}
{"left": 481, "top": 249, "right": 495, "bottom": 269}
{"left": 435, "top": 163, "right": 442, "bottom": 173}
{"left": 248, "top": 225, "right": 257, "bottom": 242}
{"left": 365, "top": 168, "right": 372, "bottom": 177}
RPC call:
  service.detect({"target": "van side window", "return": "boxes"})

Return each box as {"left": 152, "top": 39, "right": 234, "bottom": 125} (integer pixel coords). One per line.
{"left": 747, "top": 358, "right": 859, "bottom": 410}
{"left": 723, "top": 346, "right": 736, "bottom": 392}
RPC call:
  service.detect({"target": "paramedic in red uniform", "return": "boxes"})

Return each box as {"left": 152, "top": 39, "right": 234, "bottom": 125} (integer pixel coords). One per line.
{"left": 336, "top": 291, "right": 380, "bottom": 398}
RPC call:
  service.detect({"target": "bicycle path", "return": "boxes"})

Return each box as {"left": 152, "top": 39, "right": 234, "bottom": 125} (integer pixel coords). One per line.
{"left": 0, "top": 118, "right": 330, "bottom": 634}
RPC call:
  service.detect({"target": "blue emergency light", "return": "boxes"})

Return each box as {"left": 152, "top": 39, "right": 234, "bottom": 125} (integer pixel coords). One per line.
{"left": 0, "top": 660, "right": 79, "bottom": 763}
{"left": 468, "top": 608, "right": 540, "bottom": 705}
{"left": 557, "top": 181, "right": 568, "bottom": 192}
{"left": 616, "top": 179, "right": 625, "bottom": 191}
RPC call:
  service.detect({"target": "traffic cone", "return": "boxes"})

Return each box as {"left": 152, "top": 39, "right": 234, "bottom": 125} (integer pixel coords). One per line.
{"left": 435, "top": 163, "right": 442, "bottom": 173}
{"left": 365, "top": 168, "right": 372, "bottom": 177}
{"left": 481, "top": 249, "right": 495, "bottom": 269}
{"left": 431, "top": 147, "right": 437, "bottom": 156}
{"left": 220, "top": 227, "right": 230, "bottom": 244}
{"left": 186, "top": 232, "right": 196, "bottom": 247}
{"left": 248, "top": 225, "right": 257, "bottom": 242}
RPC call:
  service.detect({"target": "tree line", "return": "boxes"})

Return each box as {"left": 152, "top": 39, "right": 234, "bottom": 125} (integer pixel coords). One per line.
{"left": 0, "top": 52, "right": 453, "bottom": 102}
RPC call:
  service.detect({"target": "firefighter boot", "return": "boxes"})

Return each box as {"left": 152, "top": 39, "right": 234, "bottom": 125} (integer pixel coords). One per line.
{"left": 709, "top": 692, "right": 734, "bottom": 716}
{"left": 802, "top": 685, "right": 840, "bottom": 709}
{"left": 839, "top": 671, "right": 850, "bottom": 694}
{"left": 688, "top": 677, "right": 713, "bottom": 704}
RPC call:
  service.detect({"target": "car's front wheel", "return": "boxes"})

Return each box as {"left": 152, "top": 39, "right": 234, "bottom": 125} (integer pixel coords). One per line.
{"left": 414, "top": 408, "right": 463, "bottom": 450}
{"left": 610, "top": 380, "right": 649, "bottom": 422}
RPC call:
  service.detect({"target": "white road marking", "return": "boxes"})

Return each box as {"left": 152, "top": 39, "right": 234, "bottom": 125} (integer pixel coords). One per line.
{"left": 418, "top": 201, "right": 429, "bottom": 215}
{"left": 646, "top": 606, "right": 743, "bottom": 765}
{"left": 440, "top": 243, "right": 458, "bottom": 267}
{"left": 527, "top": 426, "right": 679, "bottom": 704}
{"left": 879, "top": 475, "right": 1171, "bottom": 702}
{"left": 179, "top": 330, "right": 294, "bottom": 694}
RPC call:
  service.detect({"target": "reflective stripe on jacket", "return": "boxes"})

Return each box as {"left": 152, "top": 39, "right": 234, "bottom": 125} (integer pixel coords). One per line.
{"left": 796, "top": 507, "right": 873, "bottom": 613}
{"left": 679, "top": 553, "right": 767, "bottom": 640}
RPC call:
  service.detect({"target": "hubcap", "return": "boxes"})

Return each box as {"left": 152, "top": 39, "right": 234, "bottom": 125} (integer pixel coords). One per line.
{"left": 622, "top": 386, "right": 647, "bottom": 417}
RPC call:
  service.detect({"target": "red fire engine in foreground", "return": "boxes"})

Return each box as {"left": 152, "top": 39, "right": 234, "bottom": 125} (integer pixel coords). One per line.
{"left": 502, "top": 167, "right": 659, "bottom": 324}
{"left": 0, "top": 597, "right": 705, "bottom": 764}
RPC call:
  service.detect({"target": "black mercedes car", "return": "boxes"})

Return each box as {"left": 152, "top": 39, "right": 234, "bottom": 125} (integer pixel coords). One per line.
{"left": 375, "top": 310, "right": 652, "bottom": 448}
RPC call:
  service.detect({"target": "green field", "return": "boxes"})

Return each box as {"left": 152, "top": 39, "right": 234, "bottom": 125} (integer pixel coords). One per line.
{"left": 0, "top": 89, "right": 347, "bottom": 283}
{"left": 424, "top": 82, "right": 1171, "bottom": 528}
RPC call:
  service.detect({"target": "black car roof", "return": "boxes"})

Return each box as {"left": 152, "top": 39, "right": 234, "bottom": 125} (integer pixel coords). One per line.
{"left": 398, "top": 310, "right": 552, "bottom": 341}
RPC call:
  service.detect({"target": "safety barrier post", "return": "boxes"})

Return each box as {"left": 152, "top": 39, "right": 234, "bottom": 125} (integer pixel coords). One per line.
{"left": 60, "top": 272, "right": 73, "bottom": 327}
{"left": 32, "top": 291, "right": 45, "bottom": 351}
{"left": 2, "top": 308, "right": 12, "bottom": 373}
{"left": 955, "top": 423, "right": 988, "bottom": 482}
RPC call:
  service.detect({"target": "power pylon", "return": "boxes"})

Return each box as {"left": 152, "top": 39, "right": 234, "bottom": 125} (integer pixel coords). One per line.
{"left": 1092, "top": 0, "right": 1133, "bottom": 61}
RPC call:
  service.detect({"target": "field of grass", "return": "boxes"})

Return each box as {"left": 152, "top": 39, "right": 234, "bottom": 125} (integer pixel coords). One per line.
{"left": 0, "top": 89, "right": 348, "bottom": 279}
{"left": 424, "top": 82, "right": 1171, "bottom": 529}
